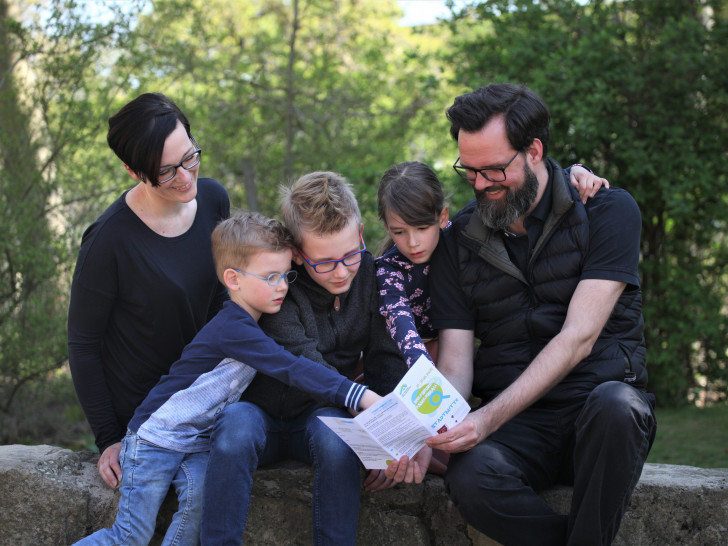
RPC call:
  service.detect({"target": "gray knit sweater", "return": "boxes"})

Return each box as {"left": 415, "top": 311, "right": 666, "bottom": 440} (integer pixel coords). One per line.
{"left": 241, "top": 252, "right": 408, "bottom": 419}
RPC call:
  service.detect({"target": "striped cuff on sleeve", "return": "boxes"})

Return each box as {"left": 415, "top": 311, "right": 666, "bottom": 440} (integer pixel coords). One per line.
{"left": 342, "top": 382, "right": 368, "bottom": 411}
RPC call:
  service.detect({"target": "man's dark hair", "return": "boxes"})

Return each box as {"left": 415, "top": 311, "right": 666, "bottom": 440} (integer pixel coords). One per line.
{"left": 446, "top": 83, "right": 551, "bottom": 157}
{"left": 107, "top": 93, "right": 192, "bottom": 186}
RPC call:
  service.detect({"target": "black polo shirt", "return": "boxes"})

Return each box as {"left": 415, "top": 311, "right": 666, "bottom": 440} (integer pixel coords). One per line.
{"left": 431, "top": 165, "right": 642, "bottom": 332}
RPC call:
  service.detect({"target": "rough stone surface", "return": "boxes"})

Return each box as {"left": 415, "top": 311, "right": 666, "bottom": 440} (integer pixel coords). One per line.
{"left": 1, "top": 444, "right": 726, "bottom": 545}
{"left": 0, "top": 445, "right": 116, "bottom": 545}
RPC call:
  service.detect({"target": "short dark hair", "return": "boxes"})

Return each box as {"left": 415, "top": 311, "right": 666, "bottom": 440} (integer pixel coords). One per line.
{"left": 107, "top": 93, "right": 192, "bottom": 186}
{"left": 446, "top": 83, "right": 551, "bottom": 157}
{"left": 377, "top": 161, "right": 445, "bottom": 227}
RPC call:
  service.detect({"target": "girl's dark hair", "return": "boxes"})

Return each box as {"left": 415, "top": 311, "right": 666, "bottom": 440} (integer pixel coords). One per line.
{"left": 107, "top": 93, "right": 191, "bottom": 186}
{"left": 377, "top": 161, "right": 445, "bottom": 227}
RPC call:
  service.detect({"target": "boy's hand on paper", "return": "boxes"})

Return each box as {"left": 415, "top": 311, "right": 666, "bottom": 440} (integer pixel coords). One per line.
{"left": 384, "top": 447, "right": 430, "bottom": 485}
{"left": 349, "top": 389, "right": 382, "bottom": 416}
{"left": 359, "top": 389, "right": 382, "bottom": 411}
{"left": 363, "top": 469, "right": 396, "bottom": 492}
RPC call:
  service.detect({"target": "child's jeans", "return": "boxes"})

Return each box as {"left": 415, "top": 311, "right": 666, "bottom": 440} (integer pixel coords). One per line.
{"left": 75, "top": 432, "right": 208, "bottom": 546}
{"left": 201, "top": 402, "right": 361, "bottom": 546}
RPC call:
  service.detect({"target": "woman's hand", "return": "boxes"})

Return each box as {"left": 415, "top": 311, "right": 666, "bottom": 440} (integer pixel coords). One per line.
{"left": 98, "top": 442, "right": 122, "bottom": 488}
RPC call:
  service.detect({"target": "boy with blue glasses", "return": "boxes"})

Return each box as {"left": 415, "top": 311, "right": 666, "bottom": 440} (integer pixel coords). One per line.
{"left": 75, "top": 212, "right": 380, "bottom": 545}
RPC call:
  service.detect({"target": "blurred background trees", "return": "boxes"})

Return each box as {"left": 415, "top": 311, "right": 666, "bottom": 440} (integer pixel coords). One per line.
{"left": 117, "top": 0, "right": 454, "bottom": 232}
{"left": 0, "top": 0, "right": 140, "bottom": 415}
{"left": 1, "top": 0, "right": 726, "bottom": 441}
{"left": 446, "top": 0, "right": 728, "bottom": 405}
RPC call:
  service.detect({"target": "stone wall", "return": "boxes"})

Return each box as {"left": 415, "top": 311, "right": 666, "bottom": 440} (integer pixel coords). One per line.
{"left": 0, "top": 444, "right": 726, "bottom": 545}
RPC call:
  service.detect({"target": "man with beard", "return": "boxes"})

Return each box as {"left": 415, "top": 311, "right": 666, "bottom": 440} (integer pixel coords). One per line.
{"left": 387, "top": 83, "right": 657, "bottom": 546}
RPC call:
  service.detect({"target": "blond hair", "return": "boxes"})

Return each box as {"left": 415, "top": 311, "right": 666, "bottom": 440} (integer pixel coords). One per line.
{"left": 281, "top": 171, "right": 361, "bottom": 246}
{"left": 211, "top": 211, "right": 294, "bottom": 282}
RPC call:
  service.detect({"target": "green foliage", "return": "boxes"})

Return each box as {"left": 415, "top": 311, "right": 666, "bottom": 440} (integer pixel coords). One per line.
{"left": 1, "top": 0, "right": 459, "bottom": 411}
{"left": 4, "top": 0, "right": 725, "bottom": 414}
{"left": 0, "top": 0, "right": 141, "bottom": 412}
{"left": 447, "top": 0, "right": 728, "bottom": 405}
{"left": 110, "top": 0, "right": 452, "bottom": 236}
{"left": 0, "top": 366, "right": 93, "bottom": 448}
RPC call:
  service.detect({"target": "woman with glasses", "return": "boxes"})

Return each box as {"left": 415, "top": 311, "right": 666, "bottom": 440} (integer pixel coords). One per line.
{"left": 67, "top": 94, "right": 230, "bottom": 515}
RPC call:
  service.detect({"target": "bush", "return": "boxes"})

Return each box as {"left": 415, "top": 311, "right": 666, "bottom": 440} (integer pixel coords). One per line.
{"left": 0, "top": 365, "right": 94, "bottom": 451}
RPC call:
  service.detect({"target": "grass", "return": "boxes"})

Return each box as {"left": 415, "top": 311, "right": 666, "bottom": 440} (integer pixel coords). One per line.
{"left": 647, "top": 404, "right": 728, "bottom": 468}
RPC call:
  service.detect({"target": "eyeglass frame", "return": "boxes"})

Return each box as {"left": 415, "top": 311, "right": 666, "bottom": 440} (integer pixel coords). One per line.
{"left": 298, "top": 233, "right": 367, "bottom": 274}
{"left": 157, "top": 136, "right": 203, "bottom": 184}
{"left": 232, "top": 268, "right": 298, "bottom": 287}
{"left": 453, "top": 150, "right": 521, "bottom": 184}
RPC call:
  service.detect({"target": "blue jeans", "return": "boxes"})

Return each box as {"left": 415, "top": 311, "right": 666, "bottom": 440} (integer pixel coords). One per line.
{"left": 75, "top": 432, "right": 208, "bottom": 546}
{"left": 445, "top": 382, "right": 657, "bottom": 546}
{"left": 201, "top": 402, "right": 361, "bottom": 546}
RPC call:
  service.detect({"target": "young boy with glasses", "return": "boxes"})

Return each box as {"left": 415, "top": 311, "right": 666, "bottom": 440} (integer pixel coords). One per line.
{"left": 75, "top": 212, "right": 381, "bottom": 546}
{"left": 201, "top": 172, "right": 409, "bottom": 545}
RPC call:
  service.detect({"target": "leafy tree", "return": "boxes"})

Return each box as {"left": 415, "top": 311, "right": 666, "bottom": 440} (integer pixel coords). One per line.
{"left": 446, "top": 0, "right": 728, "bottom": 404}
{"left": 0, "top": 0, "right": 140, "bottom": 412}
{"left": 2, "top": 0, "right": 459, "bottom": 420}
{"left": 111, "top": 0, "right": 453, "bottom": 242}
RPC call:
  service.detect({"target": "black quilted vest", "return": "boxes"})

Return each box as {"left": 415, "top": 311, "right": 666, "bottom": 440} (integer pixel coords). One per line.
{"left": 452, "top": 161, "right": 647, "bottom": 405}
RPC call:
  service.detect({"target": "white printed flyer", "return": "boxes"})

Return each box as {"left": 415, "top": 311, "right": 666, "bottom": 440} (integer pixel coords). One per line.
{"left": 318, "top": 355, "right": 471, "bottom": 469}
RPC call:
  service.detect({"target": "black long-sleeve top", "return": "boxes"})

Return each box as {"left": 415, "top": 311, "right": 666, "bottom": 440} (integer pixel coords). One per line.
{"left": 67, "top": 178, "right": 230, "bottom": 453}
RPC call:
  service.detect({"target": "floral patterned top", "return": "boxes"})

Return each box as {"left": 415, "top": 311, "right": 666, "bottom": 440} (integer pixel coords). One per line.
{"left": 375, "top": 245, "right": 437, "bottom": 368}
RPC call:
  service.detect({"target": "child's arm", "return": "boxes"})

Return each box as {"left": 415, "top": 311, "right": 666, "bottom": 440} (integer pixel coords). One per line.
{"left": 359, "top": 389, "right": 382, "bottom": 410}
{"left": 221, "top": 315, "right": 374, "bottom": 412}
{"left": 376, "top": 256, "right": 434, "bottom": 368}
{"left": 568, "top": 164, "right": 610, "bottom": 204}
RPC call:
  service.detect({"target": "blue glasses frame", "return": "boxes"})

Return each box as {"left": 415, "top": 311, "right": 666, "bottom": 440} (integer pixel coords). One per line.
{"left": 298, "top": 234, "right": 366, "bottom": 274}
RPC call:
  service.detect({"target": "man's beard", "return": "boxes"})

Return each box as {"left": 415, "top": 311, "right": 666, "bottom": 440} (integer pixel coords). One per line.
{"left": 475, "top": 163, "right": 539, "bottom": 230}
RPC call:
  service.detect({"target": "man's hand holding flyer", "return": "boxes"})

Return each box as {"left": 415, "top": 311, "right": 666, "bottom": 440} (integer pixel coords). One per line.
{"left": 319, "top": 355, "right": 471, "bottom": 469}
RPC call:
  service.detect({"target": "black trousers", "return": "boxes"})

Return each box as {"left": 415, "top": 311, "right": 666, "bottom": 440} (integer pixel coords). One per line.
{"left": 445, "top": 382, "right": 657, "bottom": 546}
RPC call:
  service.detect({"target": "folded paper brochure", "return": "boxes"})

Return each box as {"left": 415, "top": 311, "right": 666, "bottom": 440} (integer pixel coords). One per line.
{"left": 318, "top": 354, "right": 471, "bottom": 469}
